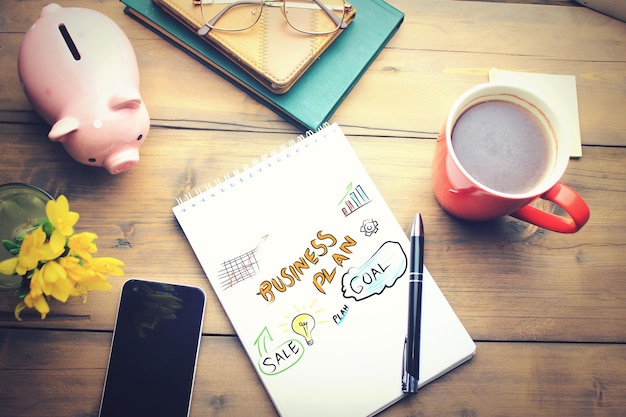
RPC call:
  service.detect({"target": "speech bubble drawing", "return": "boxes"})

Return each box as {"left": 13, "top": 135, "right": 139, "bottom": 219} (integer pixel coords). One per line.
{"left": 341, "top": 241, "right": 407, "bottom": 301}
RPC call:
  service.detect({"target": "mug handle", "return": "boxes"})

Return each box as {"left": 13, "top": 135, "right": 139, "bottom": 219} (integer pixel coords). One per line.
{"left": 511, "top": 182, "right": 590, "bottom": 233}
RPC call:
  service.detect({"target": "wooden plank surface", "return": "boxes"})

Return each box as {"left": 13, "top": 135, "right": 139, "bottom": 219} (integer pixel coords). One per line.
{"left": 1, "top": 328, "right": 626, "bottom": 417}
{"left": 1, "top": 125, "right": 624, "bottom": 343}
{"left": 1, "top": 0, "right": 626, "bottom": 416}
{"left": 1, "top": 0, "right": 625, "bottom": 143}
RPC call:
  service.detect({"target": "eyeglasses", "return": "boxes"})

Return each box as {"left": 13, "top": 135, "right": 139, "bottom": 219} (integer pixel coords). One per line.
{"left": 193, "top": 0, "right": 352, "bottom": 36}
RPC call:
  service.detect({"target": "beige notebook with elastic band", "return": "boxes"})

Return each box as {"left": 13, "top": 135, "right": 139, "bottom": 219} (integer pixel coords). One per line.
{"left": 154, "top": 0, "right": 357, "bottom": 94}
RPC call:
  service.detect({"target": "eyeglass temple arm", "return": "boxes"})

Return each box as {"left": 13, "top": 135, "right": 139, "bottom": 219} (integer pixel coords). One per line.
{"left": 197, "top": 0, "right": 262, "bottom": 35}
{"left": 271, "top": 1, "right": 348, "bottom": 29}
{"left": 308, "top": 0, "right": 349, "bottom": 29}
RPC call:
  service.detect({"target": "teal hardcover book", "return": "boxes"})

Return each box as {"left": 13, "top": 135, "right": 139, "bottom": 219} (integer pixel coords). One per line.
{"left": 121, "top": 0, "right": 404, "bottom": 130}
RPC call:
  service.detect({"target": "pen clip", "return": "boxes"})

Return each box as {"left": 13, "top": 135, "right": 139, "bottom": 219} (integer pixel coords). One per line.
{"left": 402, "top": 335, "right": 409, "bottom": 391}
{"left": 402, "top": 334, "right": 419, "bottom": 393}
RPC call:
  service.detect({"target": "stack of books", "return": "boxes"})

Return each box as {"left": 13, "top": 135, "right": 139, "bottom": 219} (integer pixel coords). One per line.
{"left": 121, "top": 0, "right": 405, "bottom": 130}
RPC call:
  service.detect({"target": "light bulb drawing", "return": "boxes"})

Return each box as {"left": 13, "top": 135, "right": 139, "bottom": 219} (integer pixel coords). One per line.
{"left": 291, "top": 313, "right": 316, "bottom": 346}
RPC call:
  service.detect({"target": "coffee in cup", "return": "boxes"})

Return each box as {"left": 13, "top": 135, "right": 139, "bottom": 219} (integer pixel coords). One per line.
{"left": 451, "top": 100, "right": 554, "bottom": 195}
{"left": 432, "top": 83, "right": 590, "bottom": 233}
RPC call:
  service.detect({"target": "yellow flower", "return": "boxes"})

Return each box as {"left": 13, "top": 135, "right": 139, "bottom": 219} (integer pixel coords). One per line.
{"left": 33, "top": 261, "right": 76, "bottom": 302}
{"left": 15, "top": 271, "right": 50, "bottom": 320}
{"left": 6, "top": 194, "right": 122, "bottom": 320}
{"left": 45, "top": 228, "right": 67, "bottom": 259}
{"left": 46, "top": 195, "right": 79, "bottom": 237}
{"left": 24, "top": 292, "right": 50, "bottom": 320}
{"left": 68, "top": 232, "right": 98, "bottom": 260}
{"left": 58, "top": 255, "right": 90, "bottom": 283}
{"left": 75, "top": 274, "right": 113, "bottom": 300}
{"left": 85, "top": 257, "right": 125, "bottom": 277}
{"left": 10, "top": 226, "right": 66, "bottom": 276}
{"left": 65, "top": 256, "right": 117, "bottom": 300}
{"left": 15, "top": 227, "right": 44, "bottom": 274}
{"left": 15, "top": 294, "right": 50, "bottom": 320}
{"left": 15, "top": 227, "right": 47, "bottom": 275}
{"left": 0, "top": 257, "right": 18, "bottom": 276}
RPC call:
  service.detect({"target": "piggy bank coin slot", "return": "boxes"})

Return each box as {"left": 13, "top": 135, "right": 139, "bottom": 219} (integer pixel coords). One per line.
{"left": 58, "top": 24, "right": 81, "bottom": 61}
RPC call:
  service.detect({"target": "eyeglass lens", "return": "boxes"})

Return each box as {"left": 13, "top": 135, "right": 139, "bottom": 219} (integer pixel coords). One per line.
{"left": 198, "top": 0, "right": 347, "bottom": 35}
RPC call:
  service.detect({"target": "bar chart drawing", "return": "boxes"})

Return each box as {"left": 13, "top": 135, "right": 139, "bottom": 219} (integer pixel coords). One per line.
{"left": 218, "top": 236, "right": 267, "bottom": 290}
{"left": 219, "top": 250, "right": 260, "bottom": 290}
{"left": 340, "top": 184, "right": 371, "bottom": 217}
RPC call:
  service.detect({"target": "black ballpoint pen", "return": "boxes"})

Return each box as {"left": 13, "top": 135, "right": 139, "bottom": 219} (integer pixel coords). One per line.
{"left": 403, "top": 213, "right": 424, "bottom": 394}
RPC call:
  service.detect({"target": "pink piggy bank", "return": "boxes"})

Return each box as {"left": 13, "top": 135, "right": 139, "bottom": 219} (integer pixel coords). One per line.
{"left": 17, "top": 3, "right": 150, "bottom": 174}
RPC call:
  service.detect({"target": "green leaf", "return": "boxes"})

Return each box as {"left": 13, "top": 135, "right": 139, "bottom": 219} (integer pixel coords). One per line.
{"left": 2, "top": 239, "right": 19, "bottom": 252}
{"left": 17, "top": 277, "right": 30, "bottom": 298}
{"left": 41, "top": 220, "right": 54, "bottom": 238}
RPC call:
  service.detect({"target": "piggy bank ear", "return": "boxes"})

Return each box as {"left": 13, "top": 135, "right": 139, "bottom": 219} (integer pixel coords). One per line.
{"left": 40, "top": 3, "right": 62, "bottom": 17}
{"left": 49, "top": 117, "right": 80, "bottom": 142}
{"left": 109, "top": 94, "right": 142, "bottom": 111}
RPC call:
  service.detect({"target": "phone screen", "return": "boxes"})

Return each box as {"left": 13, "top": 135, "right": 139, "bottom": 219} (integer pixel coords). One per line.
{"left": 99, "top": 279, "right": 206, "bottom": 417}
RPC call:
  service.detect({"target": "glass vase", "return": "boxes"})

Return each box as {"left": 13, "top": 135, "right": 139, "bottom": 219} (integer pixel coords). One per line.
{"left": 0, "top": 183, "right": 53, "bottom": 290}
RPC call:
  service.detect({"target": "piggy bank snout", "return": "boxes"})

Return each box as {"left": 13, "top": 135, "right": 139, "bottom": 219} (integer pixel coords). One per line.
{"left": 104, "top": 148, "right": 140, "bottom": 175}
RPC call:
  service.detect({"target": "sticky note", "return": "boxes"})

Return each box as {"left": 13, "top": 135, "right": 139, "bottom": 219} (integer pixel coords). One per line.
{"left": 489, "top": 68, "right": 583, "bottom": 158}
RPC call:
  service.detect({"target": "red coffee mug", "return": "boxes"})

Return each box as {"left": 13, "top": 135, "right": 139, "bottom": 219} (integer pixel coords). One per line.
{"left": 432, "top": 83, "right": 590, "bottom": 233}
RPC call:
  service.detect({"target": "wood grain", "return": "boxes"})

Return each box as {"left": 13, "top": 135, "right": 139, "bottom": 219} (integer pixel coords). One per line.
{"left": 1, "top": 127, "right": 624, "bottom": 343}
{"left": 1, "top": 328, "right": 625, "bottom": 417}
{"left": 1, "top": 0, "right": 625, "bottom": 416}
{"left": 2, "top": 0, "right": 625, "bottom": 143}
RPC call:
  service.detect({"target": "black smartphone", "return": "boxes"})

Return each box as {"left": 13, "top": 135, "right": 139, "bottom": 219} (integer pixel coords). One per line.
{"left": 98, "top": 279, "right": 206, "bottom": 417}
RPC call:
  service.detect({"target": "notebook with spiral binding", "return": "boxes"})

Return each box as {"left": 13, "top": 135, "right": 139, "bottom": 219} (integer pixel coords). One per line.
{"left": 172, "top": 123, "right": 475, "bottom": 417}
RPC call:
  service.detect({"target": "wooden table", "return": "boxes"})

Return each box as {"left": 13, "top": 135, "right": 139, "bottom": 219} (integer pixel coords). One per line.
{"left": 1, "top": 0, "right": 625, "bottom": 415}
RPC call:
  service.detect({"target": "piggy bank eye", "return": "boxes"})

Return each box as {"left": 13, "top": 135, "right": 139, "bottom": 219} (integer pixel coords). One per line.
{"left": 137, "top": 134, "right": 143, "bottom": 141}
{"left": 88, "top": 158, "right": 96, "bottom": 163}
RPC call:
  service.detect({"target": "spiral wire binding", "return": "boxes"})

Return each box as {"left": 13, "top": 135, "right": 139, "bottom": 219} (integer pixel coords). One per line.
{"left": 175, "top": 123, "right": 332, "bottom": 211}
